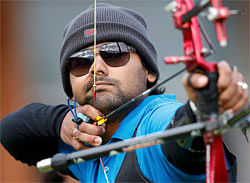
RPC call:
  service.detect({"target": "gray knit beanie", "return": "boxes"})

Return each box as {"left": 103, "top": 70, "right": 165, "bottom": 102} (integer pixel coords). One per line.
{"left": 60, "top": 3, "right": 159, "bottom": 98}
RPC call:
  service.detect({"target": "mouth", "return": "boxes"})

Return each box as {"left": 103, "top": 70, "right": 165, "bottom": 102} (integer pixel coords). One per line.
{"left": 86, "top": 77, "right": 119, "bottom": 92}
{"left": 87, "top": 81, "right": 113, "bottom": 92}
{"left": 94, "top": 82, "right": 113, "bottom": 89}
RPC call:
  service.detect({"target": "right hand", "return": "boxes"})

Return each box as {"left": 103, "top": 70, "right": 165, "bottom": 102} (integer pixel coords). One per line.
{"left": 60, "top": 104, "right": 106, "bottom": 151}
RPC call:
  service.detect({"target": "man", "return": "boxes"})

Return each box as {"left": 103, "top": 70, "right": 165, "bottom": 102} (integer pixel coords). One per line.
{"left": 1, "top": 3, "right": 248, "bottom": 183}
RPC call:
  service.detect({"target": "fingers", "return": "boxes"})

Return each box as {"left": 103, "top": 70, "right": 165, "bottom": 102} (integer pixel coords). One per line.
{"left": 71, "top": 139, "right": 89, "bottom": 151}
{"left": 217, "top": 63, "right": 248, "bottom": 112}
{"left": 77, "top": 104, "right": 104, "bottom": 122}
{"left": 60, "top": 110, "right": 77, "bottom": 145}
{"left": 71, "top": 128, "right": 102, "bottom": 147}
{"left": 76, "top": 104, "right": 105, "bottom": 137}
{"left": 182, "top": 60, "right": 248, "bottom": 114}
{"left": 217, "top": 66, "right": 238, "bottom": 111}
{"left": 78, "top": 122, "right": 105, "bottom": 135}
{"left": 60, "top": 104, "right": 106, "bottom": 151}
{"left": 217, "top": 61, "right": 233, "bottom": 91}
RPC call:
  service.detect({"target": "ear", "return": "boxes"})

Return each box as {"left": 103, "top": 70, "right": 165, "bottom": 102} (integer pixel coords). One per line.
{"left": 146, "top": 70, "right": 157, "bottom": 83}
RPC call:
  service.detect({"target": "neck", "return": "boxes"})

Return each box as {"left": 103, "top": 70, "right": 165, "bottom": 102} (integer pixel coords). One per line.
{"left": 101, "top": 114, "right": 125, "bottom": 144}
{"left": 101, "top": 97, "right": 145, "bottom": 144}
{"left": 101, "top": 102, "right": 137, "bottom": 143}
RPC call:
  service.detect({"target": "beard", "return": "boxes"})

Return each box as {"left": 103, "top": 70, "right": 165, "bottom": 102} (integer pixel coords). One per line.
{"left": 84, "top": 70, "right": 147, "bottom": 115}
{"left": 86, "top": 89, "right": 132, "bottom": 115}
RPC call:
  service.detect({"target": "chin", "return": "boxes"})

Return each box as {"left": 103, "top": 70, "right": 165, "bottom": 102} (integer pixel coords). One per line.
{"left": 88, "top": 92, "right": 128, "bottom": 114}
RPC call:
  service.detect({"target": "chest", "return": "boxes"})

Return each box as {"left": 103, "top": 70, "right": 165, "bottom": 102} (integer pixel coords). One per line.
{"left": 73, "top": 149, "right": 153, "bottom": 183}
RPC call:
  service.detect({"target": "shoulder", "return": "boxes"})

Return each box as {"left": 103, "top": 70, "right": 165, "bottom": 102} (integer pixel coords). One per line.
{"left": 137, "top": 95, "right": 183, "bottom": 135}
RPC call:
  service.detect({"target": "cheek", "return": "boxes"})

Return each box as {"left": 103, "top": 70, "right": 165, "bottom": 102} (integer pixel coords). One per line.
{"left": 124, "top": 55, "right": 147, "bottom": 88}
{"left": 69, "top": 74, "right": 89, "bottom": 100}
{"left": 70, "top": 74, "right": 79, "bottom": 94}
{"left": 71, "top": 80, "right": 79, "bottom": 95}
{"left": 113, "top": 64, "right": 147, "bottom": 93}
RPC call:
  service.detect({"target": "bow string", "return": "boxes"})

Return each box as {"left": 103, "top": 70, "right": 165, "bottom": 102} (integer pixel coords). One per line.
{"left": 92, "top": 1, "right": 110, "bottom": 182}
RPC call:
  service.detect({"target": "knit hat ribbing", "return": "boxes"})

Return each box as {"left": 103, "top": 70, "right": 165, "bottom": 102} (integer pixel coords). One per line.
{"left": 60, "top": 3, "right": 159, "bottom": 98}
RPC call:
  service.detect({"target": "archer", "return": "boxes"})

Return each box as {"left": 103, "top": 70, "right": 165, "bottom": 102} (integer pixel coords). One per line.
{"left": 0, "top": 2, "right": 248, "bottom": 183}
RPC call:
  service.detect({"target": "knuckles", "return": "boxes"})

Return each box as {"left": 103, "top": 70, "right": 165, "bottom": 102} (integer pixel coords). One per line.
{"left": 219, "top": 94, "right": 230, "bottom": 104}
{"left": 74, "top": 143, "right": 83, "bottom": 151}
{"left": 242, "top": 89, "right": 248, "bottom": 103}
{"left": 78, "top": 104, "right": 103, "bottom": 116}
{"left": 79, "top": 104, "right": 93, "bottom": 113}
{"left": 231, "top": 78, "right": 238, "bottom": 90}
{"left": 237, "top": 86, "right": 244, "bottom": 98}
{"left": 78, "top": 123, "right": 105, "bottom": 135}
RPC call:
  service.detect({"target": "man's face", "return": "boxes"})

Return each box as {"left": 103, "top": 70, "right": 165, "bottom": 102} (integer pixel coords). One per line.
{"left": 69, "top": 42, "right": 156, "bottom": 114}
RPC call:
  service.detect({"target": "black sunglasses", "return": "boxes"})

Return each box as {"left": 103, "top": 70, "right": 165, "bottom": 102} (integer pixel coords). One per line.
{"left": 67, "top": 42, "right": 136, "bottom": 77}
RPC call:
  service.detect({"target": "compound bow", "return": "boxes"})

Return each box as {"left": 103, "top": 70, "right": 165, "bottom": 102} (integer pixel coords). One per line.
{"left": 164, "top": 0, "right": 230, "bottom": 182}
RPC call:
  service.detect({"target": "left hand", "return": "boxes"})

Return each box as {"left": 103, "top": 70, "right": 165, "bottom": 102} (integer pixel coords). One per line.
{"left": 182, "top": 61, "right": 248, "bottom": 113}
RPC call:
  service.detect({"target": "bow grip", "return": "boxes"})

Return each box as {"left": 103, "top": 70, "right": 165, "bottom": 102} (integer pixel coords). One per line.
{"left": 196, "top": 71, "right": 218, "bottom": 121}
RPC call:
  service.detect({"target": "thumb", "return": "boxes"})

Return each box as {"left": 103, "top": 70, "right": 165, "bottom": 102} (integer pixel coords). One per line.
{"left": 185, "top": 73, "right": 209, "bottom": 89}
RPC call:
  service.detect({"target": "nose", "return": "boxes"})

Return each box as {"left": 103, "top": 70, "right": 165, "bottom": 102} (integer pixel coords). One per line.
{"left": 89, "top": 54, "right": 109, "bottom": 77}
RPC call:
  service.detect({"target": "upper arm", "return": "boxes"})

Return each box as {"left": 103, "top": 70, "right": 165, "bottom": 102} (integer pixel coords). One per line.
{"left": 0, "top": 103, "right": 69, "bottom": 166}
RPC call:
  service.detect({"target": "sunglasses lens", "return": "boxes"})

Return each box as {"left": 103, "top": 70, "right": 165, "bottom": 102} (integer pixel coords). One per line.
{"left": 68, "top": 50, "right": 94, "bottom": 76}
{"left": 68, "top": 42, "right": 134, "bottom": 76}
{"left": 100, "top": 42, "right": 130, "bottom": 67}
